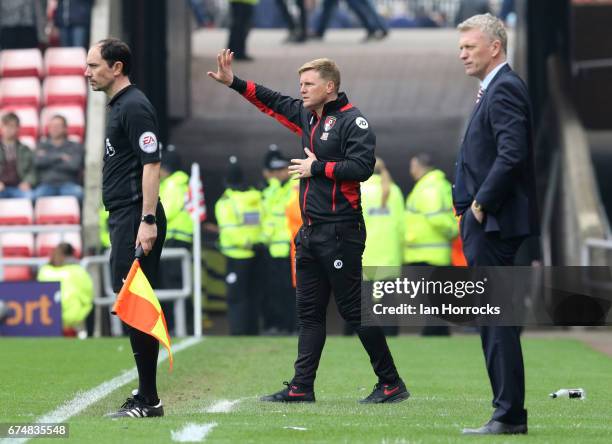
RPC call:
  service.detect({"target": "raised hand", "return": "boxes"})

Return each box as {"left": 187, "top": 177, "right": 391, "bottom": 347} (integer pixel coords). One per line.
{"left": 207, "top": 49, "right": 235, "bottom": 86}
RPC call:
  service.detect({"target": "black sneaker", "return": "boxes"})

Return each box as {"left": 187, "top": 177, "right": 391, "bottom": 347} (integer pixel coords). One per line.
{"left": 105, "top": 393, "right": 164, "bottom": 418}
{"left": 359, "top": 379, "right": 410, "bottom": 404}
{"left": 260, "top": 381, "right": 315, "bottom": 403}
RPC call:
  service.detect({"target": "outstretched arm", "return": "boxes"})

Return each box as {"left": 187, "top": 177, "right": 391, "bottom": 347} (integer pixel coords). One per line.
{"left": 207, "top": 49, "right": 304, "bottom": 136}
{"left": 207, "top": 49, "right": 235, "bottom": 86}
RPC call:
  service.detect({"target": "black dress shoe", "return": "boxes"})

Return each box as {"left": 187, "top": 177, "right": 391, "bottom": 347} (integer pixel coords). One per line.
{"left": 462, "top": 420, "right": 527, "bottom": 435}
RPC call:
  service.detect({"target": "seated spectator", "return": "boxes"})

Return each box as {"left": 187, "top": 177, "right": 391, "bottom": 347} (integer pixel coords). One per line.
{"left": 0, "top": 112, "right": 35, "bottom": 199}
{"left": 37, "top": 242, "right": 93, "bottom": 338}
{"left": 33, "top": 115, "right": 84, "bottom": 202}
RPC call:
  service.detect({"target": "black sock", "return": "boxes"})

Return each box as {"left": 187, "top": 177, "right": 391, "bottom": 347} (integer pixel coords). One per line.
{"left": 128, "top": 326, "right": 160, "bottom": 404}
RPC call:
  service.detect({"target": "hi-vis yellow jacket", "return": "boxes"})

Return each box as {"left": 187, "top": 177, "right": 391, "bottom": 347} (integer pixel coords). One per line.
{"left": 404, "top": 169, "right": 458, "bottom": 265}
{"left": 262, "top": 177, "right": 293, "bottom": 258}
{"left": 215, "top": 188, "right": 263, "bottom": 259}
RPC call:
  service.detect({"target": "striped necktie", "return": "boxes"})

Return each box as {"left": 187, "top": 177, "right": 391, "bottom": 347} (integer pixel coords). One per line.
{"left": 476, "top": 86, "right": 484, "bottom": 104}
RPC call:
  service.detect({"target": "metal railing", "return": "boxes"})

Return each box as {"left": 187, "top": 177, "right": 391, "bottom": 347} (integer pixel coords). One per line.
{"left": 0, "top": 247, "right": 193, "bottom": 338}
{"left": 82, "top": 247, "right": 192, "bottom": 338}
{"left": 0, "top": 224, "right": 81, "bottom": 281}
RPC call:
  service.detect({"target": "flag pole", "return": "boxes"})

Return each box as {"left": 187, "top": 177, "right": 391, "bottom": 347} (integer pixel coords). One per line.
{"left": 190, "top": 163, "right": 203, "bottom": 338}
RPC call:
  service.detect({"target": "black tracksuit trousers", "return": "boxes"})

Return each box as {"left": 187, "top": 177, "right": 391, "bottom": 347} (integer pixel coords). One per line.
{"left": 292, "top": 220, "right": 400, "bottom": 389}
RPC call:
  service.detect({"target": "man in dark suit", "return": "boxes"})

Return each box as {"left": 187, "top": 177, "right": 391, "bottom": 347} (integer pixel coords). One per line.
{"left": 454, "top": 14, "right": 539, "bottom": 435}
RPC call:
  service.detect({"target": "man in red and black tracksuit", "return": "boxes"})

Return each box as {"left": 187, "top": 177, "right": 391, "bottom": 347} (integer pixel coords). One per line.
{"left": 208, "top": 49, "right": 409, "bottom": 403}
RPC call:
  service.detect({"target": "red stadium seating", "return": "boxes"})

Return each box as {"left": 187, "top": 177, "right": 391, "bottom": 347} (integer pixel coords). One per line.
{"left": 44, "top": 47, "right": 87, "bottom": 76}
{"left": 0, "top": 198, "right": 34, "bottom": 225}
{"left": 43, "top": 76, "right": 87, "bottom": 108}
{"left": 36, "top": 232, "right": 82, "bottom": 258}
{"left": 18, "top": 136, "right": 37, "bottom": 150}
{"left": 0, "top": 77, "right": 41, "bottom": 108}
{"left": 34, "top": 196, "right": 80, "bottom": 225}
{"left": 0, "top": 233, "right": 34, "bottom": 257}
{"left": 0, "top": 107, "right": 39, "bottom": 138}
{"left": 40, "top": 105, "right": 85, "bottom": 141}
{"left": 0, "top": 49, "right": 43, "bottom": 78}
{"left": 2, "top": 266, "right": 33, "bottom": 281}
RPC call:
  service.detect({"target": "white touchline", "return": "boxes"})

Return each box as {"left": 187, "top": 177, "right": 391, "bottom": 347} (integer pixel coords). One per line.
{"left": 1, "top": 337, "right": 203, "bottom": 444}
{"left": 205, "top": 399, "right": 242, "bottom": 413}
{"left": 171, "top": 422, "right": 217, "bottom": 442}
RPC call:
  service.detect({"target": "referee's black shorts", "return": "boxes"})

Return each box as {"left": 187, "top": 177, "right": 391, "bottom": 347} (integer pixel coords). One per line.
{"left": 108, "top": 200, "right": 167, "bottom": 293}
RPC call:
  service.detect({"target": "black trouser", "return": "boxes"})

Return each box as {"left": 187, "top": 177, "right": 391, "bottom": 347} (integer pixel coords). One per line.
{"left": 407, "top": 261, "right": 451, "bottom": 336}
{"left": 275, "top": 0, "right": 306, "bottom": 37}
{"left": 226, "top": 255, "right": 264, "bottom": 335}
{"left": 461, "top": 210, "right": 527, "bottom": 425}
{"left": 315, "top": 0, "right": 378, "bottom": 37}
{"left": 228, "top": 2, "right": 254, "bottom": 58}
{"left": 293, "top": 221, "right": 400, "bottom": 389}
{"left": 262, "top": 255, "right": 296, "bottom": 333}
{"left": 108, "top": 200, "right": 166, "bottom": 403}
{"left": 108, "top": 201, "right": 167, "bottom": 292}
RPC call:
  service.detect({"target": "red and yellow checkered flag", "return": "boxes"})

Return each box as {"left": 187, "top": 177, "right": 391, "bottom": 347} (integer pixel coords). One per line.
{"left": 112, "top": 248, "right": 173, "bottom": 370}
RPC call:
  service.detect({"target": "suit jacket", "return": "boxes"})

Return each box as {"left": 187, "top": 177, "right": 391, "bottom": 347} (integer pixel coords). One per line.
{"left": 453, "top": 64, "right": 539, "bottom": 239}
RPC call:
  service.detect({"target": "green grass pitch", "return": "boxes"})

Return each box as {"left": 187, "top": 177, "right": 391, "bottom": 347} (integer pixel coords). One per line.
{"left": 1, "top": 335, "right": 610, "bottom": 443}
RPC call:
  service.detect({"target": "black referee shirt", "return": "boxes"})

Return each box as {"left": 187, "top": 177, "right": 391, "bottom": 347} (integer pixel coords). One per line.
{"left": 103, "top": 85, "right": 161, "bottom": 211}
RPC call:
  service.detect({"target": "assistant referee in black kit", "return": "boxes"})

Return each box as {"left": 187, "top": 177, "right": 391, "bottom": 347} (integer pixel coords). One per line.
{"left": 85, "top": 38, "right": 167, "bottom": 419}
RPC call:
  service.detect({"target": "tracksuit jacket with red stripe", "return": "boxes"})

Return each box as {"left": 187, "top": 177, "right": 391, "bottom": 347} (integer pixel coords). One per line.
{"left": 229, "top": 76, "right": 375, "bottom": 225}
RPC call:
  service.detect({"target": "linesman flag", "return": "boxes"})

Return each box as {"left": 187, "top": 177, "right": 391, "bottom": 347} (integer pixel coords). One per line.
{"left": 112, "top": 247, "right": 173, "bottom": 370}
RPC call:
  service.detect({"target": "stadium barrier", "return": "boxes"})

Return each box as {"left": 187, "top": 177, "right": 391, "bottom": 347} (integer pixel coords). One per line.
{"left": 0, "top": 247, "right": 192, "bottom": 338}
{"left": 80, "top": 248, "right": 192, "bottom": 338}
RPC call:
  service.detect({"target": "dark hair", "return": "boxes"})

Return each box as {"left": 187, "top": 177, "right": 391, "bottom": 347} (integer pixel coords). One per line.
{"left": 50, "top": 114, "right": 68, "bottom": 127}
{"left": 412, "top": 153, "right": 433, "bottom": 169}
{"left": 97, "top": 38, "right": 132, "bottom": 75}
{"left": 57, "top": 242, "right": 75, "bottom": 257}
{"left": 1, "top": 112, "right": 20, "bottom": 126}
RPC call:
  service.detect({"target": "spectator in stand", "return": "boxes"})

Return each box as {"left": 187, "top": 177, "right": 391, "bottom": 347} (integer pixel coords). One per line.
{"left": 0, "top": 0, "right": 47, "bottom": 49}
{"left": 37, "top": 242, "right": 93, "bottom": 338}
{"left": 53, "top": 0, "right": 93, "bottom": 48}
{"left": 414, "top": 6, "right": 440, "bottom": 28}
{"left": 454, "top": 0, "right": 490, "bottom": 26}
{"left": 33, "top": 115, "right": 84, "bottom": 203}
{"left": 276, "top": 0, "right": 307, "bottom": 43}
{"left": 314, "top": 0, "right": 388, "bottom": 41}
{"left": 228, "top": 0, "right": 259, "bottom": 61}
{"left": 0, "top": 112, "right": 36, "bottom": 199}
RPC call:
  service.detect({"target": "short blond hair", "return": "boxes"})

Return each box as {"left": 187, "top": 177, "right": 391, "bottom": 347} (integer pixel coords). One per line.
{"left": 298, "top": 58, "right": 341, "bottom": 92}
{"left": 457, "top": 13, "right": 507, "bottom": 54}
